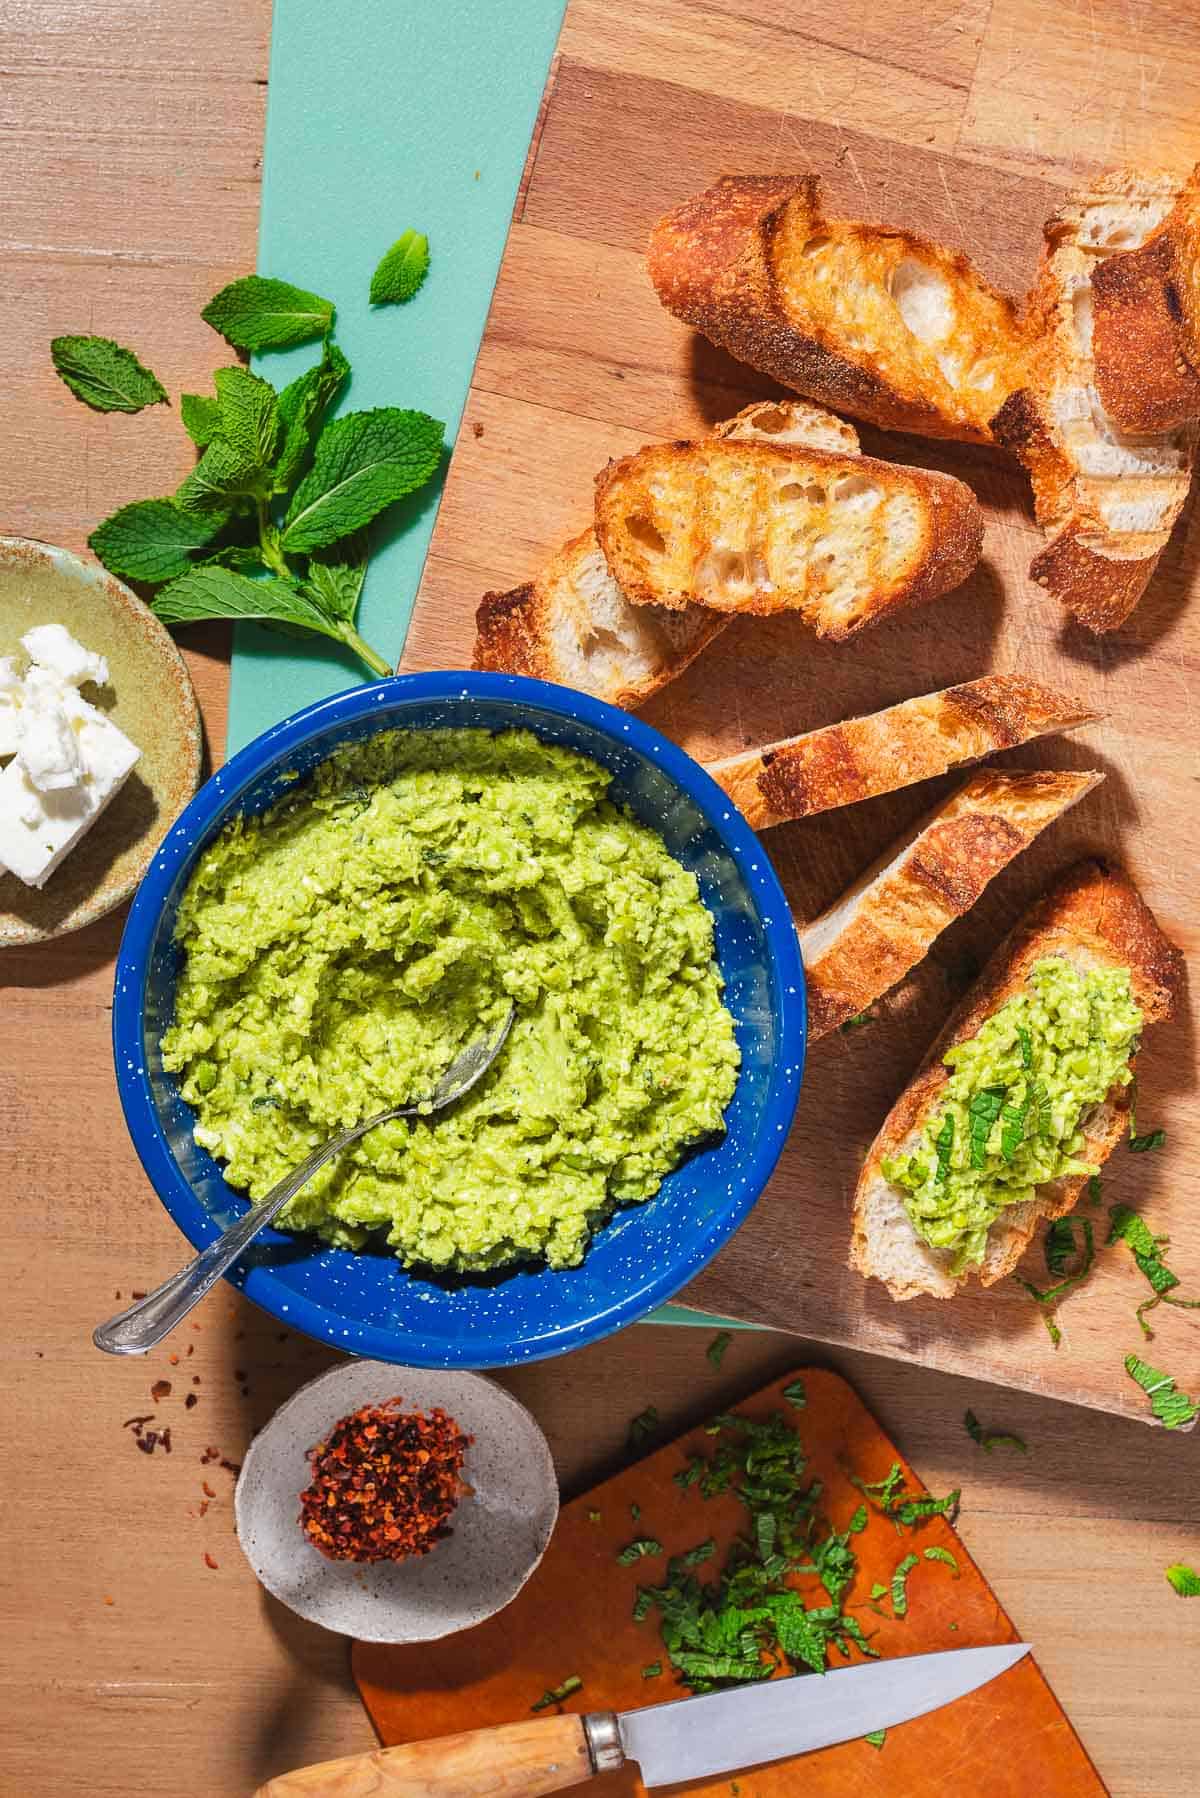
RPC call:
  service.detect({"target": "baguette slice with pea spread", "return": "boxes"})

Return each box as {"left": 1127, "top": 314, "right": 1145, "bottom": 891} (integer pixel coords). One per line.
{"left": 850, "top": 861, "right": 1182, "bottom": 1300}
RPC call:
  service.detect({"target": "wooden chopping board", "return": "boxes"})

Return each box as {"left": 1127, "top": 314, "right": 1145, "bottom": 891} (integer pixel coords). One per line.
{"left": 396, "top": 0, "right": 1200, "bottom": 1421}
{"left": 354, "top": 1368, "right": 1106, "bottom": 1795}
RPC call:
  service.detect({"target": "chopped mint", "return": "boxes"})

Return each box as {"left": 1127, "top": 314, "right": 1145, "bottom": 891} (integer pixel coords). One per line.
{"left": 890, "top": 1553, "right": 919, "bottom": 1617}
{"left": 924, "top": 1546, "right": 959, "bottom": 1574}
{"left": 964, "top": 1408, "right": 1028, "bottom": 1454}
{"left": 1165, "top": 1564, "right": 1200, "bottom": 1596}
{"left": 642, "top": 1661, "right": 663, "bottom": 1679}
{"left": 707, "top": 1330, "right": 733, "bottom": 1368}
{"left": 1129, "top": 1128, "right": 1166, "bottom": 1153}
{"left": 1125, "top": 1355, "right": 1198, "bottom": 1429}
{"left": 864, "top": 1728, "right": 887, "bottom": 1749}
{"left": 629, "top": 1407, "right": 659, "bottom": 1448}
{"left": 781, "top": 1378, "right": 806, "bottom": 1409}
{"left": 530, "top": 1675, "right": 582, "bottom": 1712}
{"left": 617, "top": 1538, "right": 664, "bottom": 1565}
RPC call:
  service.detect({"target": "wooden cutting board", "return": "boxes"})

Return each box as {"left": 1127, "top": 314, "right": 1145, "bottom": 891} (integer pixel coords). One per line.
{"left": 354, "top": 1368, "right": 1106, "bottom": 1795}
{"left": 396, "top": 0, "right": 1200, "bottom": 1421}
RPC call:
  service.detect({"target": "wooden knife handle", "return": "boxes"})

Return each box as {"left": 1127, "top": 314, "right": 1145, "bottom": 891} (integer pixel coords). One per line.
{"left": 252, "top": 1713, "right": 601, "bottom": 1797}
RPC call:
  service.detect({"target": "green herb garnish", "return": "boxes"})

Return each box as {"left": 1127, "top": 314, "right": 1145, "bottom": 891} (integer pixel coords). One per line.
{"left": 933, "top": 1112, "right": 954, "bottom": 1184}
{"left": 629, "top": 1407, "right": 659, "bottom": 1448}
{"left": 853, "top": 1461, "right": 959, "bottom": 1530}
{"left": 1129, "top": 1128, "right": 1166, "bottom": 1153}
{"left": 587, "top": 1509, "right": 601, "bottom": 1524}
{"left": 617, "top": 1538, "right": 664, "bottom": 1565}
{"left": 707, "top": 1331, "right": 733, "bottom": 1369}
{"left": 201, "top": 274, "right": 334, "bottom": 351}
{"left": 1125, "top": 1355, "right": 1199, "bottom": 1429}
{"left": 781, "top": 1379, "right": 806, "bottom": 1409}
{"left": 1166, "top": 1564, "right": 1200, "bottom": 1596}
{"left": 964, "top": 1409, "right": 1028, "bottom": 1454}
{"left": 370, "top": 229, "right": 431, "bottom": 306}
{"left": 967, "top": 1087, "right": 1006, "bottom": 1168}
{"left": 839, "top": 1010, "right": 875, "bottom": 1033}
{"left": 1107, "top": 1204, "right": 1200, "bottom": 1339}
{"left": 890, "top": 1553, "right": 919, "bottom": 1617}
{"left": 530, "top": 1674, "right": 582, "bottom": 1712}
{"left": 642, "top": 1661, "right": 663, "bottom": 1678}
{"left": 77, "top": 271, "right": 444, "bottom": 679}
{"left": 1015, "top": 1215, "right": 1095, "bottom": 1344}
{"left": 51, "top": 334, "right": 167, "bottom": 413}
{"left": 864, "top": 1729, "right": 887, "bottom": 1749}
{"left": 923, "top": 1546, "right": 959, "bottom": 1574}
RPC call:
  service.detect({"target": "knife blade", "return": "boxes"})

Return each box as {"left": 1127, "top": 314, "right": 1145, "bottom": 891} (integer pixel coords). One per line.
{"left": 614, "top": 1641, "right": 1032, "bottom": 1786}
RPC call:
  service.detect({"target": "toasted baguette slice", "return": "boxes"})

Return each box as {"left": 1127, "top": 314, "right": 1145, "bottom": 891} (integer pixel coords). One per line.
{"left": 802, "top": 769, "right": 1102, "bottom": 1040}
{"left": 473, "top": 400, "right": 851, "bottom": 707}
{"left": 991, "top": 169, "right": 1197, "bottom": 634}
{"left": 850, "top": 861, "right": 1183, "bottom": 1300}
{"left": 472, "top": 529, "right": 728, "bottom": 710}
{"left": 1092, "top": 163, "right": 1200, "bottom": 432}
{"left": 648, "top": 174, "right": 1028, "bottom": 443}
{"left": 709, "top": 674, "right": 1102, "bottom": 828}
{"left": 593, "top": 438, "right": 982, "bottom": 631}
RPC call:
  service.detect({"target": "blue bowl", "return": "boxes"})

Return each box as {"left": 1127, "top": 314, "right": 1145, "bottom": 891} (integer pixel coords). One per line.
{"left": 112, "top": 673, "right": 806, "bottom": 1367}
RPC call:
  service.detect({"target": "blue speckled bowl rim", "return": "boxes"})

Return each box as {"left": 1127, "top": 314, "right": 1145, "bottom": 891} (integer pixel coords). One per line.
{"left": 112, "top": 672, "right": 806, "bottom": 1366}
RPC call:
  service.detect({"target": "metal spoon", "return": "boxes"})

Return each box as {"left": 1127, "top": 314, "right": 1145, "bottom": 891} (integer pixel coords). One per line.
{"left": 94, "top": 1002, "right": 516, "bottom": 1356}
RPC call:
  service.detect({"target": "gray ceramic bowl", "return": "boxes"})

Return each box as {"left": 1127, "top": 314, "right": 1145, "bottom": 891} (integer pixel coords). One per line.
{"left": 0, "top": 537, "right": 202, "bottom": 946}
{"left": 234, "top": 1359, "right": 559, "bottom": 1641}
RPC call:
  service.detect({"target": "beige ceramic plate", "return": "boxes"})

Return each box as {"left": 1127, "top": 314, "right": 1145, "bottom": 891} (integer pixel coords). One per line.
{"left": 235, "top": 1360, "right": 559, "bottom": 1642}
{"left": 0, "top": 537, "right": 202, "bottom": 947}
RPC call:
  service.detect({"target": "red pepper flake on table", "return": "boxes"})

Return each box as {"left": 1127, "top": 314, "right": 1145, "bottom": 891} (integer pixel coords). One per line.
{"left": 298, "top": 1398, "right": 472, "bottom": 1564}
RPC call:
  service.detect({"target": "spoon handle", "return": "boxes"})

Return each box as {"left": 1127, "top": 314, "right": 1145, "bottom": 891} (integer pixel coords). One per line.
{"left": 92, "top": 1108, "right": 394, "bottom": 1356}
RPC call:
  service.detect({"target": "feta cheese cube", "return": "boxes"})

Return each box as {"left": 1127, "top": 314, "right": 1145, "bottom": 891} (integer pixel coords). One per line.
{"left": 16, "top": 668, "right": 83, "bottom": 792}
{"left": 0, "top": 690, "right": 139, "bottom": 889}
{"left": 21, "top": 622, "right": 109, "bottom": 689}
{"left": 0, "top": 657, "right": 20, "bottom": 759}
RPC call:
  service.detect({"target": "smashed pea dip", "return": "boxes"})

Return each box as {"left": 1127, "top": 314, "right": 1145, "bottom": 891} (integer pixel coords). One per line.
{"left": 161, "top": 728, "right": 740, "bottom": 1272}
{"left": 883, "top": 958, "right": 1142, "bottom": 1271}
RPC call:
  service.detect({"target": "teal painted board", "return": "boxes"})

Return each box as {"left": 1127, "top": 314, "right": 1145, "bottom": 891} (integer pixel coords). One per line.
{"left": 234, "top": 1, "right": 755, "bottom": 1333}
{"left": 226, "top": 0, "right": 567, "bottom": 755}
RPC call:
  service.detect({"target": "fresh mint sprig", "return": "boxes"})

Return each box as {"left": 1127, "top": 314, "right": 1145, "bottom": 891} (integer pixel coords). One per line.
{"left": 80, "top": 265, "right": 444, "bottom": 680}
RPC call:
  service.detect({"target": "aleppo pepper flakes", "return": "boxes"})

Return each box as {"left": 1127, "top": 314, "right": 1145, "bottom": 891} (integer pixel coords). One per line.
{"left": 299, "top": 1397, "right": 471, "bottom": 1565}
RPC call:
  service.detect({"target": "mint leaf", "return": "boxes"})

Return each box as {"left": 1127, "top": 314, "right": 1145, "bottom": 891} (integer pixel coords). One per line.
{"left": 923, "top": 1546, "right": 959, "bottom": 1573}
{"left": 1044, "top": 1217, "right": 1079, "bottom": 1278}
{"left": 274, "top": 338, "right": 350, "bottom": 492}
{"left": 180, "top": 392, "right": 221, "bottom": 446}
{"left": 616, "top": 1538, "right": 664, "bottom": 1566}
{"left": 370, "top": 229, "right": 430, "bottom": 305}
{"left": 1130, "top": 1128, "right": 1167, "bottom": 1153}
{"left": 964, "top": 1408, "right": 1028, "bottom": 1454}
{"left": 304, "top": 532, "right": 368, "bottom": 623}
{"left": 890, "top": 1552, "right": 919, "bottom": 1617}
{"left": 1108, "top": 1202, "right": 1200, "bottom": 1338}
{"left": 1166, "top": 1563, "right": 1200, "bottom": 1596}
{"left": 706, "top": 1330, "right": 732, "bottom": 1369}
{"left": 1124, "top": 1354, "right": 1199, "bottom": 1429}
{"left": 151, "top": 566, "right": 342, "bottom": 642}
{"left": 51, "top": 334, "right": 167, "bottom": 413}
{"left": 781, "top": 1378, "right": 806, "bottom": 1409}
{"left": 864, "top": 1729, "right": 887, "bottom": 1750}
{"left": 281, "top": 407, "right": 443, "bottom": 552}
{"left": 175, "top": 438, "right": 263, "bottom": 514}
{"left": 201, "top": 275, "right": 334, "bottom": 351}
{"left": 88, "top": 499, "right": 230, "bottom": 584}
{"left": 212, "top": 366, "right": 280, "bottom": 468}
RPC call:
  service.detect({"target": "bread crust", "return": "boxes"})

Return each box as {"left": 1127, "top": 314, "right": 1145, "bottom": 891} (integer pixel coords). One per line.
{"left": 708, "top": 674, "right": 1103, "bottom": 829}
{"left": 1092, "top": 164, "right": 1200, "bottom": 433}
{"left": 593, "top": 438, "right": 982, "bottom": 631}
{"left": 803, "top": 769, "right": 1103, "bottom": 1039}
{"left": 990, "top": 170, "right": 1197, "bottom": 634}
{"left": 850, "top": 861, "right": 1184, "bottom": 1300}
{"left": 648, "top": 174, "right": 1027, "bottom": 443}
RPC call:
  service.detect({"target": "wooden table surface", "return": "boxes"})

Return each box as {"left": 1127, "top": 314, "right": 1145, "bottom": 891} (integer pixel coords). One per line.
{"left": 0, "top": 5, "right": 1195, "bottom": 1797}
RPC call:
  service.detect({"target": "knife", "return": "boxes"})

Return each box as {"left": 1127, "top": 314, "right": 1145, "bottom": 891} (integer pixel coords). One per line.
{"left": 253, "top": 1642, "right": 1030, "bottom": 1796}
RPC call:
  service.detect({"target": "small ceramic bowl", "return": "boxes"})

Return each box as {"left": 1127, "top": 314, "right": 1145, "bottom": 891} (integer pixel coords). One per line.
{"left": 234, "top": 1359, "right": 559, "bottom": 1641}
{"left": 0, "top": 537, "right": 202, "bottom": 947}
